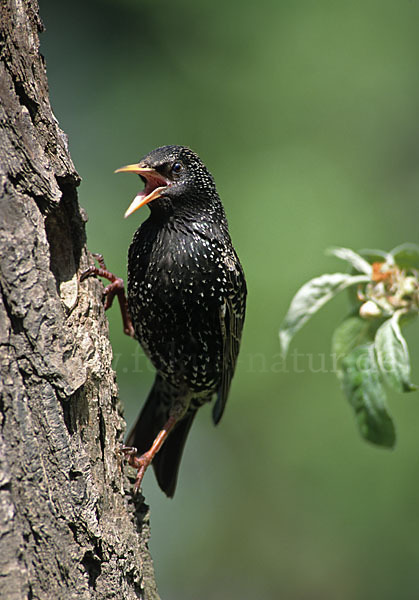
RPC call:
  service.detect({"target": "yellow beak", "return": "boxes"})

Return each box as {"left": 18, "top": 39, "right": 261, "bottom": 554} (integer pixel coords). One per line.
{"left": 115, "top": 163, "right": 169, "bottom": 218}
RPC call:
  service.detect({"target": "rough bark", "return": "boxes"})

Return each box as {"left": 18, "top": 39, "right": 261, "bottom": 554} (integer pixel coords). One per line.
{"left": 0, "top": 1, "right": 159, "bottom": 598}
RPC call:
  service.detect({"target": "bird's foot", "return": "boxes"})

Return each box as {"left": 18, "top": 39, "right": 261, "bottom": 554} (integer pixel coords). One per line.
{"left": 120, "top": 416, "right": 178, "bottom": 493}
{"left": 120, "top": 445, "right": 153, "bottom": 494}
{"left": 80, "top": 253, "right": 135, "bottom": 337}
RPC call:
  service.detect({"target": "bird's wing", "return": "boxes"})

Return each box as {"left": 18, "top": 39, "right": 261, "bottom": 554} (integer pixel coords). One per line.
{"left": 212, "top": 257, "right": 246, "bottom": 424}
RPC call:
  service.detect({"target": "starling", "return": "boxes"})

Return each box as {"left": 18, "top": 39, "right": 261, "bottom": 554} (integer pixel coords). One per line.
{"left": 84, "top": 145, "right": 246, "bottom": 497}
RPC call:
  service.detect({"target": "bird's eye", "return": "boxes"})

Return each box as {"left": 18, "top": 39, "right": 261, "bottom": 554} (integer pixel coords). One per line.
{"left": 172, "top": 162, "right": 183, "bottom": 174}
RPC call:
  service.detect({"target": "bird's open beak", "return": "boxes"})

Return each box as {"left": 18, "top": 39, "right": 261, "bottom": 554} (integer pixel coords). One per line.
{"left": 115, "top": 163, "right": 170, "bottom": 218}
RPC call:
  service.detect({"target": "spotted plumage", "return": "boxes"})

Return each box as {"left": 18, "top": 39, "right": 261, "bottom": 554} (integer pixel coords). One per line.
{"left": 121, "top": 145, "right": 246, "bottom": 497}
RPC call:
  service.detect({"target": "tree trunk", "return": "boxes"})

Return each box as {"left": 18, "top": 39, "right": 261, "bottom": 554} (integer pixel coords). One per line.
{"left": 0, "top": 1, "right": 159, "bottom": 598}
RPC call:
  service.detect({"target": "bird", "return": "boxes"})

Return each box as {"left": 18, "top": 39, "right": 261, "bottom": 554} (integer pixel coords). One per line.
{"left": 83, "top": 145, "right": 246, "bottom": 497}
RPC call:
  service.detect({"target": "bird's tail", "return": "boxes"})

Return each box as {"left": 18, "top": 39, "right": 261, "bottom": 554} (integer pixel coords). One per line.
{"left": 126, "top": 374, "right": 197, "bottom": 497}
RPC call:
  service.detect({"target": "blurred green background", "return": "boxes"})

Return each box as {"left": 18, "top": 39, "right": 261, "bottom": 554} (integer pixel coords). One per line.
{"left": 41, "top": 1, "right": 419, "bottom": 598}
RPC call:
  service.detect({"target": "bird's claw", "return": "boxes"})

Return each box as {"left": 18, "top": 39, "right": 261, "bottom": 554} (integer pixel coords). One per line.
{"left": 120, "top": 444, "right": 138, "bottom": 458}
{"left": 80, "top": 254, "right": 135, "bottom": 337}
{"left": 92, "top": 252, "right": 107, "bottom": 269}
{"left": 120, "top": 445, "right": 153, "bottom": 494}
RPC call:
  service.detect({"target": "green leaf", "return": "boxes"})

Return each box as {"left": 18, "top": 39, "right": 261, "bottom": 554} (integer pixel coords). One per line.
{"left": 332, "top": 314, "right": 376, "bottom": 373}
{"left": 359, "top": 248, "right": 393, "bottom": 264}
{"left": 279, "top": 273, "right": 370, "bottom": 356}
{"left": 326, "top": 247, "right": 373, "bottom": 276}
{"left": 390, "top": 243, "right": 419, "bottom": 271}
{"left": 341, "top": 344, "right": 396, "bottom": 447}
{"left": 374, "top": 310, "right": 417, "bottom": 393}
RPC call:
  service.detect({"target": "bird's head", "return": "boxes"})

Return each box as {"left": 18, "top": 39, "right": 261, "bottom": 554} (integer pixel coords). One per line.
{"left": 116, "top": 145, "right": 218, "bottom": 218}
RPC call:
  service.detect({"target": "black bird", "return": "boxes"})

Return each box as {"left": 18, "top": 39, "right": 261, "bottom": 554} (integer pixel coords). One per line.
{"left": 85, "top": 145, "right": 246, "bottom": 497}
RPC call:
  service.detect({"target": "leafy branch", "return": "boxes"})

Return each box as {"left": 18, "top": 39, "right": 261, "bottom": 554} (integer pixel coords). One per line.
{"left": 280, "top": 244, "right": 419, "bottom": 447}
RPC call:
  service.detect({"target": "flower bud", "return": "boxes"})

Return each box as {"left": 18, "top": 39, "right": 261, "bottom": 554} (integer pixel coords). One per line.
{"left": 402, "top": 276, "right": 417, "bottom": 297}
{"left": 359, "top": 300, "right": 382, "bottom": 319}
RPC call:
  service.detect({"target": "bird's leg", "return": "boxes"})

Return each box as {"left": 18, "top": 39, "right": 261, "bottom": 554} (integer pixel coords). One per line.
{"left": 80, "top": 253, "right": 135, "bottom": 337}
{"left": 121, "top": 415, "right": 178, "bottom": 493}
